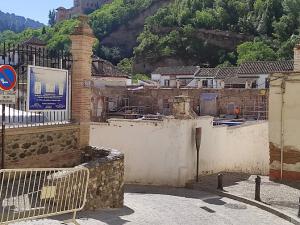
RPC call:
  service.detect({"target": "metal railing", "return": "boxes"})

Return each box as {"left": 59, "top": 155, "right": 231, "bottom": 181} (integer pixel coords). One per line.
{"left": 0, "top": 42, "right": 72, "bottom": 128}
{"left": 0, "top": 167, "right": 89, "bottom": 224}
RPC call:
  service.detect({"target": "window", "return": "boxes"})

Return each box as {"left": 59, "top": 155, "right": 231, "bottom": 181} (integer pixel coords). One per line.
{"left": 164, "top": 80, "right": 170, "bottom": 87}
{"left": 202, "top": 80, "right": 208, "bottom": 88}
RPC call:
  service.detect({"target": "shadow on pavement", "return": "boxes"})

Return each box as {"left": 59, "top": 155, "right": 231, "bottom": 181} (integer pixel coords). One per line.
{"left": 41, "top": 206, "right": 135, "bottom": 225}
{"left": 77, "top": 206, "right": 134, "bottom": 225}
{"left": 203, "top": 197, "right": 226, "bottom": 206}
{"left": 125, "top": 184, "right": 215, "bottom": 200}
{"left": 196, "top": 172, "right": 251, "bottom": 189}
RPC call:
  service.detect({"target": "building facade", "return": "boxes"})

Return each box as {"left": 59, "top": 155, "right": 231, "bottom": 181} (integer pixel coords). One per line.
{"left": 56, "top": 0, "right": 112, "bottom": 22}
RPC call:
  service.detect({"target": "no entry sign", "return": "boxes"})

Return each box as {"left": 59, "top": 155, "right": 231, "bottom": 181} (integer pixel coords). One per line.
{"left": 0, "top": 65, "right": 17, "bottom": 91}
{"left": 0, "top": 65, "right": 17, "bottom": 104}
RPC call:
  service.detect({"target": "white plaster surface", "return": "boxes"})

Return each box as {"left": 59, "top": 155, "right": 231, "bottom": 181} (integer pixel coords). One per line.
{"left": 90, "top": 117, "right": 269, "bottom": 187}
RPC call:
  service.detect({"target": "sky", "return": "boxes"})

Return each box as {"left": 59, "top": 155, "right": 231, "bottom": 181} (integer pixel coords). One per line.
{"left": 0, "top": 0, "right": 73, "bottom": 25}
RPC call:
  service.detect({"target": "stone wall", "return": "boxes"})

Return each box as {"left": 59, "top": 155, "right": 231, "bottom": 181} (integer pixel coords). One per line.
{"left": 82, "top": 147, "right": 124, "bottom": 210}
{"left": 4, "top": 124, "right": 81, "bottom": 169}
{"left": 92, "top": 86, "right": 268, "bottom": 121}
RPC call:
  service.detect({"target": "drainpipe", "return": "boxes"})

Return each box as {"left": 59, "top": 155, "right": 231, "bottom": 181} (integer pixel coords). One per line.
{"left": 280, "top": 78, "right": 286, "bottom": 180}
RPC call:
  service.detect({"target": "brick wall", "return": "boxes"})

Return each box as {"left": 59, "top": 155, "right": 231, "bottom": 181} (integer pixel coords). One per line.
{"left": 92, "top": 87, "right": 268, "bottom": 120}
{"left": 4, "top": 124, "right": 81, "bottom": 169}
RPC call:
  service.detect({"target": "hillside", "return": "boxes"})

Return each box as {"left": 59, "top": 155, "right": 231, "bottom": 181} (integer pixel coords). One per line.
{"left": 0, "top": 10, "right": 44, "bottom": 33}
{"left": 98, "top": 0, "right": 172, "bottom": 63}
{"left": 132, "top": 0, "right": 300, "bottom": 73}
{"left": 1, "top": 0, "right": 300, "bottom": 75}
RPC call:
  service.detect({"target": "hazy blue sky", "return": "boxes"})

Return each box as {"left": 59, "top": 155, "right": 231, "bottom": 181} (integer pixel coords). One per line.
{"left": 0, "top": 0, "right": 73, "bottom": 24}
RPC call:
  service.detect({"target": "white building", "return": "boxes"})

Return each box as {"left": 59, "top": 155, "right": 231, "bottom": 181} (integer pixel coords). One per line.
{"left": 225, "top": 61, "right": 294, "bottom": 89}
{"left": 151, "top": 66, "right": 200, "bottom": 88}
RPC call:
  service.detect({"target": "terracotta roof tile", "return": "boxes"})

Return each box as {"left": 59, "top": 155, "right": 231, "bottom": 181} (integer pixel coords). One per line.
{"left": 21, "top": 37, "right": 46, "bottom": 47}
{"left": 196, "top": 68, "right": 219, "bottom": 78}
{"left": 238, "top": 61, "right": 294, "bottom": 74}
{"left": 196, "top": 67, "right": 238, "bottom": 79}
{"left": 216, "top": 67, "right": 239, "bottom": 79}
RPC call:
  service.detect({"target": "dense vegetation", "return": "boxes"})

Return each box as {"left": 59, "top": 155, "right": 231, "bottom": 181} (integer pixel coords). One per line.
{"left": 0, "top": 0, "right": 153, "bottom": 55}
{"left": 2, "top": 0, "right": 300, "bottom": 73}
{"left": 0, "top": 19, "right": 78, "bottom": 51}
{"left": 134, "top": 0, "right": 300, "bottom": 67}
{"left": 90, "top": 0, "right": 154, "bottom": 63}
{"left": 0, "top": 10, "right": 44, "bottom": 33}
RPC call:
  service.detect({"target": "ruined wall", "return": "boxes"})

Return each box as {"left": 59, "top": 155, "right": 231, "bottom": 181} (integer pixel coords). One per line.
{"left": 92, "top": 87, "right": 268, "bottom": 120}
{"left": 4, "top": 124, "right": 81, "bottom": 169}
{"left": 269, "top": 72, "right": 300, "bottom": 181}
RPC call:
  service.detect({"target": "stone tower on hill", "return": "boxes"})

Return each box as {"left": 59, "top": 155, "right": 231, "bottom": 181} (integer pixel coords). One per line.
{"left": 56, "top": 0, "right": 112, "bottom": 22}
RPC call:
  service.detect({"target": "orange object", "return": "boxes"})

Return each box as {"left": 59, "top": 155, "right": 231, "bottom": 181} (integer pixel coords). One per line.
{"left": 234, "top": 107, "right": 240, "bottom": 115}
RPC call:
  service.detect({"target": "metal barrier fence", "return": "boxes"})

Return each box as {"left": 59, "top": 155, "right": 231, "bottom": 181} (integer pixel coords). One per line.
{"left": 0, "top": 42, "right": 72, "bottom": 128}
{"left": 0, "top": 168, "right": 89, "bottom": 224}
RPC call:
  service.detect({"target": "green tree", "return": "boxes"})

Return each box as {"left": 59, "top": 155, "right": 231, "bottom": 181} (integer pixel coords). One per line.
{"left": 132, "top": 74, "right": 150, "bottom": 84}
{"left": 48, "top": 10, "right": 56, "bottom": 27}
{"left": 117, "top": 58, "right": 134, "bottom": 74}
{"left": 237, "top": 41, "right": 277, "bottom": 64}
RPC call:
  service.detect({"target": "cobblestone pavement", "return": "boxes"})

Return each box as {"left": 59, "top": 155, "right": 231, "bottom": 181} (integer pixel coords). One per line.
{"left": 193, "top": 173, "right": 300, "bottom": 217}
{"left": 13, "top": 185, "right": 292, "bottom": 225}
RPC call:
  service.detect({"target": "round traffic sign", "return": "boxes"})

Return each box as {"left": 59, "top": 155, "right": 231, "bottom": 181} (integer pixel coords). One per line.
{"left": 0, "top": 65, "right": 17, "bottom": 91}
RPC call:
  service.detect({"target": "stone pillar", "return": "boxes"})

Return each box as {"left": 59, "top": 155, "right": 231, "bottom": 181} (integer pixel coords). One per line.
{"left": 294, "top": 43, "right": 300, "bottom": 71}
{"left": 70, "top": 15, "right": 96, "bottom": 147}
{"left": 173, "top": 96, "right": 196, "bottom": 119}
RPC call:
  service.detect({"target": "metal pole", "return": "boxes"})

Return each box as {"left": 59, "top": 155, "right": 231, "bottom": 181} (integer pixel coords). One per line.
{"left": 196, "top": 148, "right": 199, "bottom": 182}
{"left": 1, "top": 104, "right": 5, "bottom": 169}
{"left": 217, "top": 174, "right": 224, "bottom": 191}
{"left": 195, "top": 128, "right": 202, "bottom": 182}
{"left": 298, "top": 198, "right": 300, "bottom": 218}
{"left": 255, "top": 176, "right": 261, "bottom": 201}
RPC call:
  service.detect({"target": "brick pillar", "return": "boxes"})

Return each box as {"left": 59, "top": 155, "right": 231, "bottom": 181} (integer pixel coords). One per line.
{"left": 294, "top": 44, "right": 300, "bottom": 71}
{"left": 70, "top": 15, "right": 96, "bottom": 147}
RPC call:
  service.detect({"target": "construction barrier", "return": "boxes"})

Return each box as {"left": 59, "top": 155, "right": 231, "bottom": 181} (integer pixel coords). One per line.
{"left": 0, "top": 168, "right": 89, "bottom": 224}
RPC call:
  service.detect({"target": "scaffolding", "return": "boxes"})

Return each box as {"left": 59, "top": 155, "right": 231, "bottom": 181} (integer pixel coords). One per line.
{"left": 242, "top": 95, "right": 268, "bottom": 120}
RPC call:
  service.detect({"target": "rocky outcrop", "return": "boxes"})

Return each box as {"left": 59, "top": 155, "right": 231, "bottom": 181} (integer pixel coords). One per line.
{"left": 0, "top": 10, "right": 44, "bottom": 33}
{"left": 101, "top": 0, "right": 172, "bottom": 58}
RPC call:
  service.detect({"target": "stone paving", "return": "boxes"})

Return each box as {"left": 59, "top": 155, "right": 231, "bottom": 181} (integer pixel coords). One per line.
{"left": 13, "top": 185, "right": 292, "bottom": 225}
{"left": 193, "top": 172, "right": 300, "bottom": 217}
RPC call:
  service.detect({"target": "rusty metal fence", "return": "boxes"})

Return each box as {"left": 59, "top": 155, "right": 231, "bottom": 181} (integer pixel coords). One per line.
{"left": 0, "top": 167, "right": 89, "bottom": 224}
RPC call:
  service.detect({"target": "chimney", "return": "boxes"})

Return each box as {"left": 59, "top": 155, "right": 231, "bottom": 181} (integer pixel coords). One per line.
{"left": 294, "top": 43, "right": 300, "bottom": 71}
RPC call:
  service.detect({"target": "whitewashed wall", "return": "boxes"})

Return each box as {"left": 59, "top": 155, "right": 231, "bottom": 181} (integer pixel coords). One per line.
{"left": 90, "top": 117, "right": 269, "bottom": 187}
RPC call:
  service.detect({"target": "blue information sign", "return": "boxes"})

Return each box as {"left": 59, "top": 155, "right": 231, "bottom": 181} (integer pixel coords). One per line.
{"left": 27, "top": 66, "right": 68, "bottom": 112}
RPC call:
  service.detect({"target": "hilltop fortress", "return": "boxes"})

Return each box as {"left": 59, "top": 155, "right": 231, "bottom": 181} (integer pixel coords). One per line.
{"left": 56, "top": 0, "right": 112, "bottom": 22}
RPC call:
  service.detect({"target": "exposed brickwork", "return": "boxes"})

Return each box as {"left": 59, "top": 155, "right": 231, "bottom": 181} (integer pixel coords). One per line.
{"left": 269, "top": 142, "right": 281, "bottom": 165}
{"left": 4, "top": 124, "right": 81, "bottom": 169}
{"left": 70, "top": 16, "right": 96, "bottom": 147}
{"left": 270, "top": 170, "right": 300, "bottom": 181}
{"left": 91, "top": 87, "right": 268, "bottom": 121}
{"left": 269, "top": 142, "right": 300, "bottom": 181}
